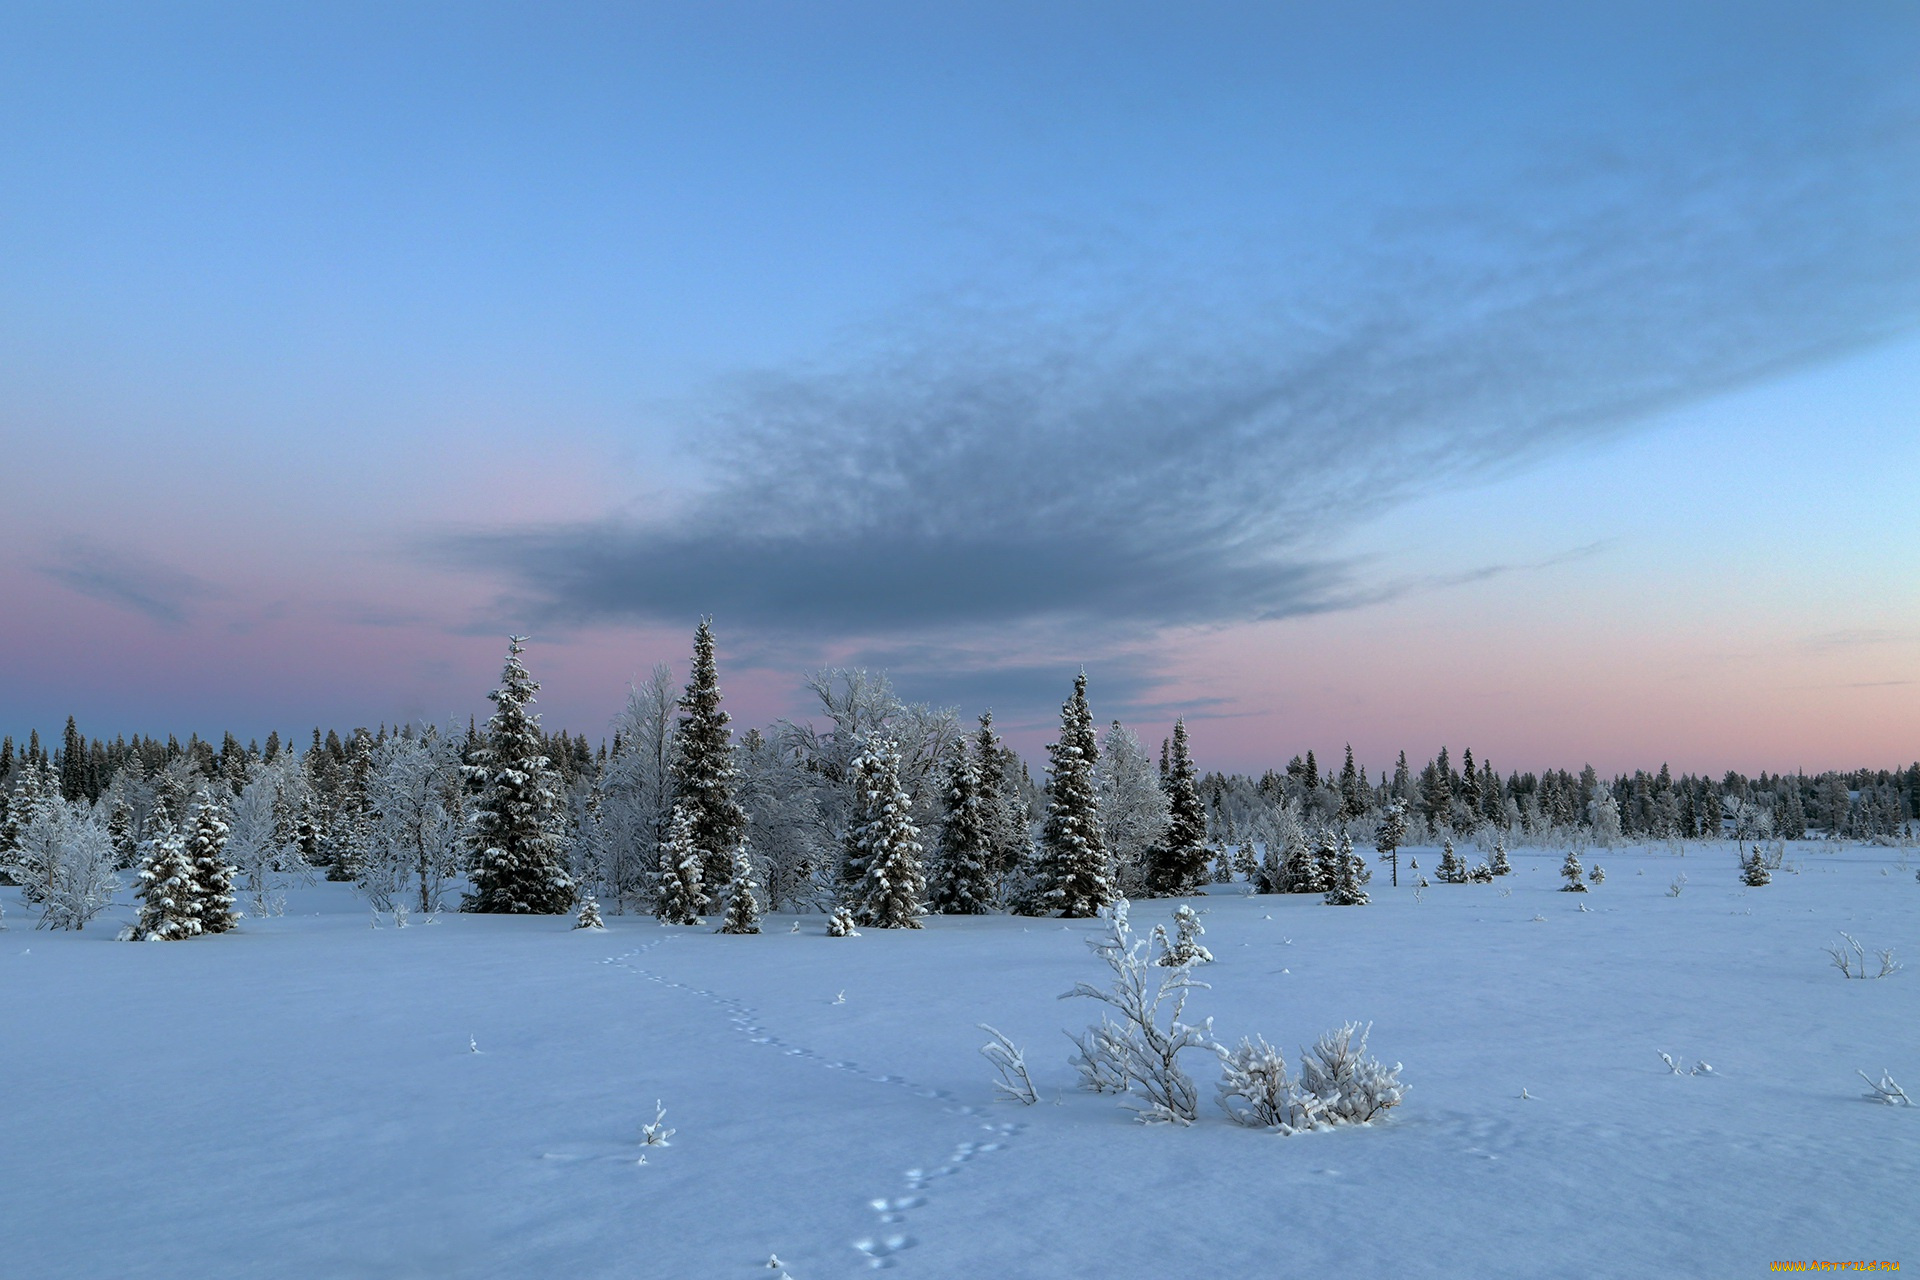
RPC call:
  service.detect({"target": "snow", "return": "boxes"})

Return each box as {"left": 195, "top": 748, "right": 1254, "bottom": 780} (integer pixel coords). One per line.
{"left": 1, "top": 841, "right": 1914, "bottom": 1277}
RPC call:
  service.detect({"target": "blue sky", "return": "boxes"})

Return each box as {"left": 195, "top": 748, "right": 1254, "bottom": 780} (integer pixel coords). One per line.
{"left": 3, "top": 3, "right": 1916, "bottom": 772}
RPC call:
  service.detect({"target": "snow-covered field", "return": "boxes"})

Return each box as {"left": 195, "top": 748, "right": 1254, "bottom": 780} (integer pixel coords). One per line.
{"left": 3, "top": 842, "right": 1914, "bottom": 1279}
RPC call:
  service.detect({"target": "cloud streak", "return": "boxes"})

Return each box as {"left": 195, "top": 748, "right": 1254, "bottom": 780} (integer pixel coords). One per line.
{"left": 442, "top": 95, "right": 1920, "bottom": 646}
{"left": 38, "top": 538, "right": 221, "bottom": 626}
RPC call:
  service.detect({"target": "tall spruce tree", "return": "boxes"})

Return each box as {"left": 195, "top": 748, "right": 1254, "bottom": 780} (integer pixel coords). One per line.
{"left": 672, "top": 619, "right": 747, "bottom": 908}
{"left": 973, "top": 712, "right": 1030, "bottom": 883}
{"left": 1147, "top": 719, "right": 1209, "bottom": 897}
{"left": 1034, "top": 673, "right": 1112, "bottom": 918}
{"left": 929, "top": 743, "right": 995, "bottom": 914}
{"left": 463, "top": 637, "right": 576, "bottom": 914}
{"left": 845, "top": 738, "right": 926, "bottom": 929}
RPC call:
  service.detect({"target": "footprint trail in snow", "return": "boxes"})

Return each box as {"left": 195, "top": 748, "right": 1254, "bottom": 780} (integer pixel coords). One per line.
{"left": 603, "top": 935, "right": 1030, "bottom": 1273}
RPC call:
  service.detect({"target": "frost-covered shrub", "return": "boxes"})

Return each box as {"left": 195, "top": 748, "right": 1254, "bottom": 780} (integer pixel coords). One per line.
{"left": 1062, "top": 899, "right": 1216, "bottom": 1124}
{"left": 825, "top": 905, "right": 859, "bottom": 937}
{"left": 1216, "top": 1024, "right": 1406, "bottom": 1132}
{"left": 1590, "top": 865, "right": 1606, "bottom": 885}
{"left": 1298, "top": 1022, "right": 1407, "bottom": 1124}
{"left": 1215, "top": 1036, "right": 1330, "bottom": 1133}
{"left": 28, "top": 803, "right": 122, "bottom": 931}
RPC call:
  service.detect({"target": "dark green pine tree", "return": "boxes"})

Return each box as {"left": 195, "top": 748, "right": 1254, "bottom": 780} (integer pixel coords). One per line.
{"left": 929, "top": 743, "right": 995, "bottom": 914}
{"left": 1147, "top": 719, "right": 1209, "bottom": 897}
{"left": 463, "top": 637, "right": 576, "bottom": 914}
{"left": 1035, "top": 673, "right": 1113, "bottom": 918}
{"left": 59, "top": 716, "right": 87, "bottom": 803}
{"left": 184, "top": 788, "right": 239, "bottom": 934}
{"left": 1338, "top": 744, "right": 1361, "bottom": 819}
{"left": 671, "top": 619, "right": 748, "bottom": 908}
{"left": 973, "top": 712, "right": 1030, "bottom": 883}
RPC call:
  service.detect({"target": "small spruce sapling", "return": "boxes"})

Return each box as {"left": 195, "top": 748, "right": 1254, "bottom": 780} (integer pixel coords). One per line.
{"left": 1560, "top": 849, "right": 1588, "bottom": 892}
{"left": 825, "top": 906, "right": 859, "bottom": 937}
{"left": 1153, "top": 904, "right": 1213, "bottom": 966}
{"left": 574, "top": 896, "right": 606, "bottom": 929}
{"left": 718, "top": 841, "right": 763, "bottom": 935}
{"left": 133, "top": 825, "right": 202, "bottom": 941}
{"left": 1436, "top": 837, "right": 1469, "bottom": 884}
{"left": 1324, "top": 831, "right": 1371, "bottom": 906}
{"left": 1488, "top": 833, "right": 1512, "bottom": 876}
{"left": 1740, "top": 845, "right": 1771, "bottom": 887}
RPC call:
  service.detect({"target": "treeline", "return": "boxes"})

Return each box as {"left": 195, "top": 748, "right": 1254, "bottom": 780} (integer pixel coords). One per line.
{"left": 1, "top": 622, "right": 1914, "bottom": 936}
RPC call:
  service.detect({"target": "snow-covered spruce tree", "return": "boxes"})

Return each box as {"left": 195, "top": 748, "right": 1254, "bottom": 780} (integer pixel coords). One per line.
{"left": 1740, "top": 844, "right": 1772, "bottom": 887}
{"left": 1146, "top": 719, "right": 1209, "bottom": 898}
{"left": 825, "top": 905, "right": 859, "bottom": 937}
{"left": 1324, "top": 830, "right": 1371, "bottom": 906}
{"left": 1375, "top": 798, "right": 1409, "bottom": 887}
{"left": 601, "top": 664, "right": 680, "bottom": 910}
{"left": 1560, "top": 848, "right": 1588, "bottom": 892}
{"left": 2, "top": 762, "right": 56, "bottom": 898}
{"left": 133, "top": 824, "right": 201, "bottom": 941}
{"left": 463, "top": 637, "right": 576, "bottom": 914}
{"left": 573, "top": 895, "right": 606, "bottom": 929}
{"left": 929, "top": 743, "right": 995, "bottom": 914}
{"left": 1310, "top": 827, "right": 1341, "bottom": 893}
{"left": 1282, "top": 827, "right": 1322, "bottom": 894}
{"left": 671, "top": 619, "right": 748, "bottom": 910}
{"left": 652, "top": 805, "right": 705, "bottom": 926}
{"left": 1152, "top": 903, "right": 1213, "bottom": 966}
{"left": 107, "top": 795, "right": 137, "bottom": 869}
{"left": 1488, "top": 832, "right": 1512, "bottom": 876}
{"left": 184, "top": 788, "right": 238, "bottom": 934}
{"left": 718, "top": 840, "right": 764, "bottom": 934}
{"left": 1211, "top": 846, "right": 1233, "bottom": 883}
{"left": 974, "top": 712, "right": 1032, "bottom": 884}
{"left": 1232, "top": 840, "right": 1258, "bottom": 881}
{"left": 1033, "top": 674, "right": 1114, "bottom": 918}
{"left": 845, "top": 738, "right": 926, "bottom": 929}
{"left": 1436, "top": 837, "right": 1469, "bottom": 885}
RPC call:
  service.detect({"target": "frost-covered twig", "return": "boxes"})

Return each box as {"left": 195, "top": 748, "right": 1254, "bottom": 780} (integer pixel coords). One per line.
{"left": 1857, "top": 1069, "right": 1911, "bottom": 1106}
{"left": 1827, "top": 932, "right": 1902, "bottom": 979}
{"left": 1659, "top": 1051, "right": 1713, "bottom": 1077}
{"left": 641, "top": 1099, "right": 675, "bottom": 1146}
{"left": 978, "top": 1024, "right": 1039, "bottom": 1105}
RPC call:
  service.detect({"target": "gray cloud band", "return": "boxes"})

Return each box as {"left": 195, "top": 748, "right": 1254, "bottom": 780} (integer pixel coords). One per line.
{"left": 442, "top": 101, "right": 1920, "bottom": 643}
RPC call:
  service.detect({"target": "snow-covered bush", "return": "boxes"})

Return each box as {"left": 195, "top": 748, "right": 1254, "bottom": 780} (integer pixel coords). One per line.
{"left": 1215, "top": 1036, "right": 1330, "bottom": 1133}
{"left": 574, "top": 896, "right": 606, "bottom": 930}
{"left": 825, "top": 905, "right": 859, "bottom": 937}
{"left": 1298, "top": 1022, "right": 1407, "bottom": 1124}
{"left": 1560, "top": 849, "right": 1588, "bottom": 892}
{"left": 1740, "top": 845, "right": 1771, "bottom": 887}
{"left": 1216, "top": 1024, "right": 1406, "bottom": 1132}
{"left": 1435, "top": 838, "right": 1469, "bottom": 884}
{"left": 1061, "top": 899, "right": 1216, "bottom": 1124}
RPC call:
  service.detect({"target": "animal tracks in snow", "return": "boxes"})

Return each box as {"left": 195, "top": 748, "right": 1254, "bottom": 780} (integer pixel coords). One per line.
{"left": 602, "top": 933, "right": 1031, "bottom": 1273}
